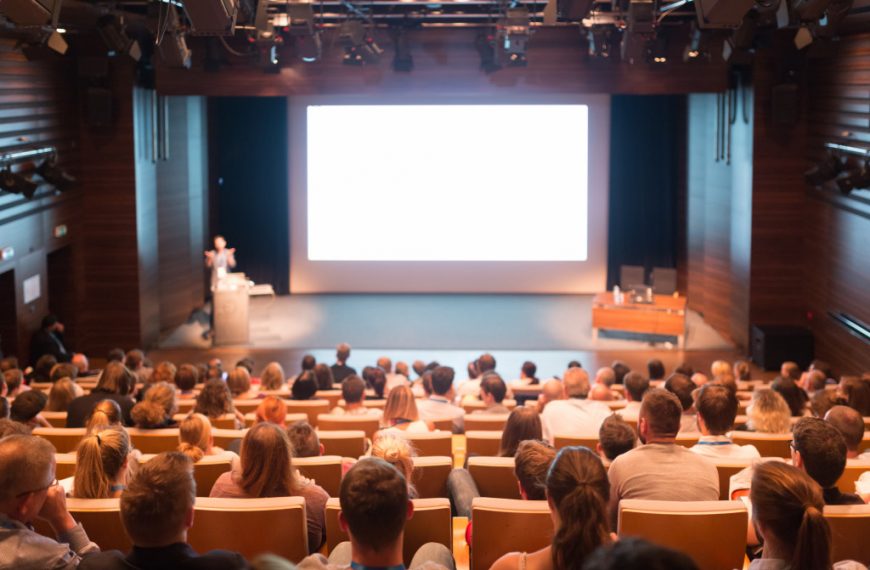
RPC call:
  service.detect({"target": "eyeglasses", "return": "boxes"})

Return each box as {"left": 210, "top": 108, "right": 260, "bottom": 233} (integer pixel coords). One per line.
{"left": 16, "top": 478, "right": 58, "bottom": 498}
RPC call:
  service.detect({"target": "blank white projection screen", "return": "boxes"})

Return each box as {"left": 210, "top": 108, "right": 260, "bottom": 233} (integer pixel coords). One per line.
{"left": 289, "top": 98, "right": 610, "bottom": 293}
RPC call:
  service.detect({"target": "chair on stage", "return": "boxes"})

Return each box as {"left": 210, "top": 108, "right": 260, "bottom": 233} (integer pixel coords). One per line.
{"left": 318, "top": 430, "right": 367, "bottom": 458}
{"left": 468, "top": 456, "right": 520, "bottom": 499}
{"left": 620, "top": 265, "right": 646, "bottom": 289}
{"left": 651, "top": 267, "right": 677, "bottom": 295}
{"left": 470, "top": 498, "right": 552, "bottom": 570}
{"left": 464, "top": 414, "right": 511, "bottom": 432}
{"left": 317, "top": 414, "right": 381, "bottom": 439}
{"left": 411, "top": 456, "right": 453, "bottom": 499}
{"left": 465, "top": 431, "right": 503, "bottom": 457}
{"left": 293, "top": 455, "right": 344, "bottom": 497}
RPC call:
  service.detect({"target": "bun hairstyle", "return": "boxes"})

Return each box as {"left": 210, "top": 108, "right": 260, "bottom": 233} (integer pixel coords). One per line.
{"left": 547, "top": 446, "right": 611, "bottom": 570}
{"left": 131, "top": 382, "right": 177, "bottom": 428}
{"left": 369, "top": 433, "right": 417, "bottom": 496}
{"left": 750, "top": 461, "right": 832, "bottom": 570}
{"left": 178, "top": 413, "right": 212, "bottom": 462}
{"left": 74, "top": 426, "right": 131, "bottom": 498}
{"left": 85, "top": 399, "right": 123, "bottom": 434}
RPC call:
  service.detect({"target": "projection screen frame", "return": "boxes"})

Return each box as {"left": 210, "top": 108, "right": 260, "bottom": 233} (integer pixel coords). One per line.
{"left": 289, "top": 94, "right": 611, "bottom": 294}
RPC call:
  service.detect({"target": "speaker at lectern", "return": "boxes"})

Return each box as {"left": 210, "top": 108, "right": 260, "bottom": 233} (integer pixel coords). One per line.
{"left": 213, "top": 273, "right": 250, "bottom": 345}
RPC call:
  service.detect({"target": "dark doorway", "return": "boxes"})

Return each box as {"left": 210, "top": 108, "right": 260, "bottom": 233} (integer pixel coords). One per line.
{"left": 0, "top": 270, "right": 17, "bottom": 359}
{"left": 47, "top": 246, "right": 77, "bottom": 349}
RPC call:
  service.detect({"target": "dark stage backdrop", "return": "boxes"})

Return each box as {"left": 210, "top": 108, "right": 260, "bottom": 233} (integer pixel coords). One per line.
{"left": 209, "top": 97, "right": 290, "bottom": 294}
{"left": 606, "top": 95, "right": 684, "bottom": 289}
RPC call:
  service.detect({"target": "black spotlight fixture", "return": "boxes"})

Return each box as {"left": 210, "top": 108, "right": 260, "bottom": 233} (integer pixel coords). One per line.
{"left": 496, "top": 7, "right": 530, "bottom": 66}
{"left": 834, "top": 160, "right": 870, "bottom": 195}
{"left": 0, "top": 167, "right": 38, "bottom": 199}
{"left": 35, "top": 156, "right": 76, "bottom": 191}
{"left": 97, "top": 14, "right": 142, "bottom": 61}
{"left": 339, "top": 19, "right": 382, "bottom": 65}
{"left": 804, "top": 150, "right": 844, "bottom": 186}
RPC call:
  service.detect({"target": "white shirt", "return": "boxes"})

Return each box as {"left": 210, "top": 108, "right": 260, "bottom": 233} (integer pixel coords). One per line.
{"left": 690, "top": 435, "right": 761, "bottom": 459}
{"left": 385, "top": 373, "right": 408, "bottom": 394}
{"left": 617, "top": 401, "right": 642, "bottom": 421}
{"left": 540, "top": 398, "right": 612, "bottom": 443}
{"left": 416, "top": 395, "right": 465, "bottom": 433}
{"left": 455, "top": 378, "right": 482, "bottom": 402}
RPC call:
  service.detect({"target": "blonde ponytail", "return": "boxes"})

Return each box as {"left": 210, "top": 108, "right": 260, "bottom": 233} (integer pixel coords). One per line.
{"left": 74, "top": 426, "right": 131, "bottom": 498}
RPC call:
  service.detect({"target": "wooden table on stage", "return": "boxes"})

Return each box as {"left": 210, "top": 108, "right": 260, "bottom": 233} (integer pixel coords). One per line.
{"left": 591, "top": 292, "right": 688, "bottom": 347}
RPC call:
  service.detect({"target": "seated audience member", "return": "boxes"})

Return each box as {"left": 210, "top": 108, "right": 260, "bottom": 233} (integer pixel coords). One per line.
{"left": 536, "top": 379, "right": 566, "bottom": 413}
{"left": 313, "top": 363, "right": 335, "bottom": 392}
{"left": 71, "top": 353, "right": 95, "bottom": 378}
{"left": 291, "top": 370, "right": 319, "bottom": 401}
{"left": 809, "top": 359, "right": 834, "bottom": 382}
{"left": 369, "top": 433, "right": 417, "bottom": 497}
{"left": 771, "top": 376, "right": 809, "bottom": 417}
{"left": 10, "top": 390, "right": 51, "bottom": 429}
{"left": 0, "top": 418, "right": 30, "bottom": 437}
{"left": 50, "top": 363, "right": 79, "bottom": 384}
{"left": 70, "top": 427, "right": 131, "bottom": 499}
{"left": 540, "top": 367, "right": 611, "bottom": 443}
{"left": 492, "top": 447, "right": 613, "bottom": 570}
{"left": 151, "top": 361, "right": 176, "bottom": 386}
{"left": 594, "top": 367, "right": 616, "bottom": 388}
{"left": 810, "top": 390, "right": 838, "bottom": 419}
{"left": 824, "top": 405, "right": 870, "bottom": 460}
{"left": 381, "top": 386, "right": 432, "bottom": 434}
{"left": 30, "top": 314, "right": 70, "bottom": 364}
{"left": 365, "top": 367, "right": 388, "bottom": 400}
{"left": 791, "top": 417, "right": 863, "bottom": 505}
{"left": 589, "top": 384, "right": 614, "bottom": 402}
{"left": 646, "top": 359, "right": 665, "bottom": 382}
{"left": 567, "top": 360, "right": 582, "bottom": 369}
{"left": 837, "top": 376, "right": 870, "bottom": 416}
{"left": 206, "top": 358, "right": 224, "bottom": 381}
{"left": 674, "top": 362, "right": 695, "bottom": 378}
{"left": 607, "top": 389, "right": 719, "bottom": 526}
{"left": 710, "top": 360, "right": 731, "bottom": 380}
{"left": 456, "top": 354, "right": 496, "bottom": 403}
{"left": 255, "top": 395, "right": 288, "bottom": 427}
{"left": 581, "top": 538, "right": 699, "bottom": 570}
{"left": 802, "top": 369, "right": 828, "bottom": 395}
{"left": 382, "top": 358, "right": 409, "bottom": 394}
{"left": 30, "top": 354, "right": 57, "bottom": 383}
{"left": 85, "top": 400, "right": 124, "bottom": 434}
{"left": 226, "top": 367, "right": 257, "bottom": 400}
{"left": 416, "top": 366, "right": 465, "bottom": 434}
{"left": 210, "top": 422, "right": 329, "bottom": 553}
{"left": 236, "top": 358, "right": 256, "bottom": 377}
{"left": 663, "top": 373, "right": 699, "bottom": 435}
{"left": 260, "top": 362, "right": 287, "bottom": 392}
{"left": 3, "top": 368, "right": 28, "bottom": 398}
{"left": 0, "top": 356, "right": 18, "bottom": 372}
{"left": 107, "top": 349, "right": 125, "bottom": 364}
{"left": 194, "top": 379, "right": 244, "bottom": 429}
{"left": 66, "top": 362, "right": 136, "bottom": 427}
{"left": 287, "top": 420, "right": 325, "bottom": 458}
{"left": 618, "top": 372, "right": 649, "bottom": 422}
{"left": 331, "top": 375, "right": 381, "bottom": 417}
{"left": 499, "top": 407, "right": 543, "bottom": 458}
{"left": 611, "top": 361, "right": 630, "bottom": 385}
{"left": 596, "top": 415, "right": 636, "bottom": 467}
{"left": 749, "top": 461, "right": 864, "bottom": 570}
{"left": 0, "top": 435, "right": 100, "bottom": 568}
{"left": 178, "top": 413, "right": 239, "bottom": 466}
{"left": 733, "top": 360, "right": 751, "bottom": 382}
{"left": 47, "top": 378, "right": 83, "bottom": 412}
{"left": 514, "top": 440, "right": 557, "bottom": 500}
{"left": 130, "top": 382, "right": 178, "bottom": 429}
{"left": 78, "top": 452, "right": 247, "bottom": 570}
{"left": 298, "top": 458, "right": 455, "bottom": 570}
{"left": 125, "top": 350, "right": 151, "bottom": 385}
{"left": 745, "top": 389, "right": 792, "bottom": 434}
{"left": 475, "top": 373, "right": 510, "bottom": 414}
{"left": 510, "top": 361, "right": 540, "bottom": 388}
{"left": 690, "top": 384, "right": 760, "bottom": 459}
{"left": 330, "top": 343, "right": 357, "bottom": 384}
{"left": 779, "top": 361, "right": 801, "bottom": 382}
{"left": 174, "top": 364, "right": 199, "bottom": 399}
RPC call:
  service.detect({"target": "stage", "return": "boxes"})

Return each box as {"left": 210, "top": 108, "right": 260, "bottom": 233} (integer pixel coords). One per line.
{"left": 151, "top": 294, "right": 742, "bottom": 380}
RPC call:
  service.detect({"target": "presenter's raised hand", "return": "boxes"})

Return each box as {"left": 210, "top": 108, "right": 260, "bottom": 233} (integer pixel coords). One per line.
{"left": 227, "top": 248, "right": 236, "bottom": 255}
{"left": 204, "top": 250, "right": 215, "bottom": 260}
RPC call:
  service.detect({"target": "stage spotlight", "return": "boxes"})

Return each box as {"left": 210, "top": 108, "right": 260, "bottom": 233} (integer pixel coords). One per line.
{"left": 834, "top": 161, "right": 870, "bottom": 195}
{"left": 0, "top": 0, "right": 56, "bottom": 27}
{"left": 392, "top": 27, "right": 413, "bottom": 72}
{"left": 97, "top": 14, "right": 142, "bottom": 61}
{"left": 621, "top": 1, "right": 655, "bottom": 65}
{"left": 694, "top": 0, "right": 756, "bottom": 28}
{"left": 475, "top": 32, "right": 500, "bottom": 73}
{"left": 19, "top": 30, "right": 68, "bottom": 60}
{"left": 588, "top": 25, "right": 618, "bottom": 60}
{"left": 157, "top": 7, "right": 192, "bottom": 69}
{"left": 683, "top": 23, "right": 727, "bottom": 62}
{"left": 35, "top": 157, "right": 75, "bottom": 191}
{"left": 496, "top": 7, "right": 530, "bottom": 67}
{"left": 804, "top": 150, "right": 844, "bottom": 186}
{"left": 339, "top": 20, "right": 382, "bottom": 65}
{"left": 287, "top": 2, "right": 321, "bottom": 62}
{"left": 0, "top": 168, "right": 38, "bottom": 200}
{"left": 649, "top": 34, "right": 668, "bottom": 64}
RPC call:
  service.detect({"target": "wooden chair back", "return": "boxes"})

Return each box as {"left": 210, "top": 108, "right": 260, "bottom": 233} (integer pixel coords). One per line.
{"left": 126, "top": 428, "right": 181, "bottom": 454}
{"left": 468, "top": 456, "right": 520, "bottom": 499}
{"left": 404, "top": 431, "right": 453, "bottom": 457}
{"left": 825, "top": 504, "right": 870, "bottom": 564}
{"left": 464, "top": 414, "right": 511, "bottom": 432}
{"left": 730, "top": 431, "right": 792, "bottom": 458}
{"left": 470, "top": 498, "right": 552, "bottom": 570}
{"left": 33, "top": 427, "right": 86, "bottom": 453}
{"left": 318, "top": 430, "right": 368, "bottom": 458}
{"left": 317, "top": 414, "right": 381, "bottom": 439}
{"left": 293, "top": 455, "right": 344, "bottom": 497}
{"left": 411, "top": 456, "right": 452, "bottom": 499}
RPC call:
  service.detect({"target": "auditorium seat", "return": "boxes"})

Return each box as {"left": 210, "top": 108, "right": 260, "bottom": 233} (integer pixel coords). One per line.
{"left": 837, "top": 460, "right": 870, "bottom": 495}
{"left": 617, "top": 499, "right": 747, "bottom": 570}
{"left": 137, "top": 453, "right": 233, "bottom": 496}
{"left": 283, "top": 399, "right": 331, "bottom": 426}
{"left": 230, "top": 399, "right": 263, "bottom": 414}
{"left": 317, "top": 414, "right": 381, "bottom": 439}
{"left": 34, "top": 498, "right": 131, "bottom": 552}
{"left": 211, "top": 428, "right": 246, "bottom": 451}
{"left": 509, "top": 385, "right": 542, "bottom": 406}
{"left": 404, "top": 432, "right": 453, "bottom": 457}
{"left": 293, "top": 455, "right": 343, "bottom": 497}
{"left": 428, "top": 417, "right": 455, "bottom": 432}
{"left": 605, "top": 400, "right": 628, "bottom": 410}
{"left": 314, "top": 390, "right": 343, "bottom": 409}
{"left": 730, "top": 431, "right": 792, "bottom": 458}
{"left": 464, "top": 414, "right": 511, "bottom": 432}
{"left": 318, "top": 430, "right": 367, "bottom": 457}
{"left": 411, "top": 456, "right": 452, "bottom": 499}
{"left": 41, "top": 411, "right": 68, "bottom": 427}
{"left": 553, "top": 434, "right": 599, "bottom": 451}
{"left": 33, "top": 427, "right": 86, "bottom": 453}
{"left": 825, "top": 504, "right": 870, "bottom": 564}
{"left": 243, "top": 412, "right": 308, "bottom": 428}
{"left": 126, "top": 428, "right": 181, "bottom": 454}
{"left": 461, "top": 400, "right": 517, "bottom": 415}
{"left": 470, "top": 497, "right": 552, "bottom": 570}
{"left": 465, "top": 431, "right": 503, "bottom": 457}
{"left": 55, "top": 452, "right": 77, "bottom": 479}
{"left": 859, "top": 432, "right": 870, "bottom": 454}
{"left": 467, "top": 456, "right": 520, "bottom": 499}
{"left": 176, "top": 400, "right": 196, "bottom": 414}
{"left": 189, "top": 497, "right": 309, "bottom": 562}
{"left": 337, "top": 399, "right": 387, "bottom": 410}
{"left": 651, "top": 267, "right": 677, "bottom": 295}
{"left": 325, "top": 497, "right": 452, "bottom": 565}
{"left": 710, "top": 459, "right": 754, "bottom": 500}
{"left": 181, "top": 413, "right": 239, "bottom": 430}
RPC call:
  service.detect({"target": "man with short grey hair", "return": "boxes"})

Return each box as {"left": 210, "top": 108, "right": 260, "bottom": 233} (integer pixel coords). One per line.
{"left": 540, "top": 367, "right": 611, "bottom": 443}
{"left": 0, "top": 435, "right": 100, "bottom": 568}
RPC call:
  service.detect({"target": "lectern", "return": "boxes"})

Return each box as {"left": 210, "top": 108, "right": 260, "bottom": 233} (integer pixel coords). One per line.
{"left": 213, "top": 273, "right": 249, "bottom": 345}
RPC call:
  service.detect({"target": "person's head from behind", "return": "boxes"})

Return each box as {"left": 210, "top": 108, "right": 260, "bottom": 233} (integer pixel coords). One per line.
{"left": 581, "top": 538, "right": 699, "bottom": 570}
{"left": 226, "top": 366, "right": 251, "bottom": 398}
{"left": 804, "top": 369, "right": 827, "bottom": 393}
{"left": 646, "top": 359, "right": 665, "bottom": 381}
{"left": 286, "top": 420, "right": 323, "bottom": 458}
{"left": 152, "top": 361, "right": 176, "bottom": 386}
{"left": 478, "top": 353, "right": 496, "bottom": 374}
{"left": 480, "top": 373, "right": 507, "bottom": 405}
{"left": 750, "top": 461, "right": 831, "bottom": 570}
{"left": 74, "top": 426, "right": 131, "bottom": 498}
{"left": 240, "top": 422, "right": 296, "bottom": 497}
{"left": 597, "top": 414, "right": 636, "bottom": 461}
{"left": 772, "top": 376, "right": 808, "bottom": 417}
{"left": 106, "top": 348, "right": 125, "bottom": 363}
{"left": 546, "top": 446, "right": 611, "bottom": 568}
{"left": 260, "top": 362, "right": 286, "bottom": 391}
{"left": 747, "top": 389, "right": 792, "bottom": 434}
{"left": 663, "top": 373, "right": 695, "bottom": 412}
{"left": 255, "top": 396, "right": 288, "bottom": 427}
{"left": 589, "top": 384, "right": 613, "bottom": 402}
{"left": 539, "top": 379, "right": 565, "bottom": 411}
{"left": 336, "top": 343, "right": 351, "bottom": 364}
{"left": 175, "top": 363, "right": 199, "bottom": 392}
{"left": 125, "top": 349, "right": 144, "bottom": 371}
{"left": 710, "top": 360, "right": 731, "bottom": 379}
{"left": 395, "top": 361, "right": 409, "bottom": 378}
{"left": 513, "top": 440, "right": 555, "bottom": 500}
{"left": 10, "top": 390, "right": 47, "bottom": 426}
{"left": 313, "top": 363, "right": 335, "bottom": 391}
{"left": 791, "top": 417, "right": 847, "bottom": 489}
{"left": 131, "top": 381, "right": 177, "bottom": 428}
{"left": 0, "top": 435, "right": 57, "bottom": 524}
{"left": 97, "top": 361, "right": 136, "bottom": 396}
{"left": 342, "top": 375, "right": 366, "bottom": 406}
{"left": 563, "top": 367, "right": 591, "bottom": 399}
{"left": 622, "top": 371, "right": 649, "bottom": 403}
{"left": 430, "top": 366, "right": 455, "bottom": 397}
{"left": 499, "top": 406, "right": 543, "bottom": 457}
{"left": 382, "top": 385, "right": 420, "bottom": 425}
{"left": 780, "top": 361, "right": 801, "bottom": 381}
{"left": 71, "top": 353, "right": 89, "bottom": 376}
{"left": 367, "top": 367, "right": 387, "bottom": 398}
{"left": 377, "top": 356, "right": 392, "bottom": 374}
{"left": 521, "top": 361, "right": 539, "bottom": 383}
{"left": 194, "top": 379, "right": 235, "bottom": 418}
{"left": 824, "top": 405, "right": 864, "bottom": 457}
{"left": 339, "top": 457, "right": 411, "bottom": 553}
{"left": 733, "top": 360, "right": 751, "bottom": 381}
{"left": 85, "top": 399, "right": 123, "bottom": 434}
{"left": 695, "top": 384, "right": 738, "bottom": 436}
{"left": 33, "top": 354, "right": 57, "bottom": 382}
{"left": 178, "top": 413, "right": 213, "bottom": 462}
{"left": 50, "top": 362, "right": 78, "bottom": 383}
{"left": 370, "top": 433, "right": 416, "bottom": 493}
{"left": 300, "top": 353, "right": 316, "bottom": 372}
{"left": 291, "top": 370, "right": 318, "bottom": 400}
{"left": 810, "top": 389, "right": 836, "bottom": 419}
{"left": 838, "top": 376, "right": 870, "bottom": 416}
{"left": 3, "top": 369, "right": 23, "bottom": 396}
{"left": 610, "top": 361, "right": 630, "bottom": 385}
{"left": 121, "top": 452, "right": 195, "bottom": 547}
{"left": 594, "top": 367, "right": 615, "bottom": 388}
{"left": 207, "top": 358, "right": 223, "bottom": 380}
{"left": 46, "top": 377, "right": 81, "bottom": 412}
{"left": 638, "top": 389, "right": 681, "bottom": 443}
{"left": 0, "top": 356, "right": 19, "bottom": 372}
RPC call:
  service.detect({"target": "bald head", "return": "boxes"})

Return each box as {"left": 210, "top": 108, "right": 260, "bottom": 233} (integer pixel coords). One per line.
{"left": 589, "top": 383, "right": 614, "bottom": 401}
{"left": 539, "top": 379, "right": 565, "bottom": 410}
{"left": 377, "top": 357, "right": 392, "bottom": 373}
{"left": 595, "top": 367, "right": 616, "bottom": 387}
{"left": 71, "top": 353, "right": 89, "bottom": 375}
{"left": 825, "top": 405, "right": 865, "bottom": 456}
{"left": 563, "top": 367, "right": 591, "bottom": 399}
